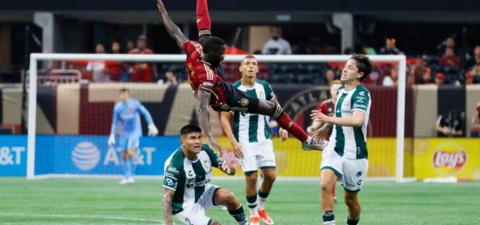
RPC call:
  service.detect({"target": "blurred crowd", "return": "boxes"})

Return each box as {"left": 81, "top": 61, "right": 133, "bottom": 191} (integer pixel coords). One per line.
{"left": 53, "top": 27, "right": 480, "bottom": 86}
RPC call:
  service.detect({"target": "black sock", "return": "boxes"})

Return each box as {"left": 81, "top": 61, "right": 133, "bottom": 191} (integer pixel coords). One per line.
{"left": 258, "top": 189, "right": 269, "bottom": 198}
{"left": 228, "top": 205, "right": 248, "bottom": 224}
{"left": 246, "top": 194, "right": 257, "bottom": 209}
{"left": 322, "top": 210, "right": 335, "bottom": 223}
{"left": 347, "top": 217, "right": 360, "bottom": 225}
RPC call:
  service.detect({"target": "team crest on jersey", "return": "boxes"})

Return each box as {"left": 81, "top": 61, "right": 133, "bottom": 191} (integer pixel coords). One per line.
{"left": 240, "top": 98, "right": 249, "bottom": 107}
{"left": 259, "top": 91, "right": 265, "bottom": 98}
{"left": 203, "top": 159, "right": 211, "bottom": 171}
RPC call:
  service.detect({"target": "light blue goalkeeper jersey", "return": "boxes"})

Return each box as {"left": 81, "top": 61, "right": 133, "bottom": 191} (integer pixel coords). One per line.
{"left": 110, "top": 98, "right": 154, "bottom": 137}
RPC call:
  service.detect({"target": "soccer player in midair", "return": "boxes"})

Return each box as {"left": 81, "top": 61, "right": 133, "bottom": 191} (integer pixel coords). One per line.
{"left": 162, "top": 125, "right": 249, "bottom": 225}
{"left": 108, "top": 88, "right": 159, "bottom": 184}
{"left": 156, "top": 0, "right": 326, "bottom": 153}
{"left": 220, "top": 55, "right": 287, "bottom": 225}
{"left": 311, "top": 54, "right": 372, "bottom": 225}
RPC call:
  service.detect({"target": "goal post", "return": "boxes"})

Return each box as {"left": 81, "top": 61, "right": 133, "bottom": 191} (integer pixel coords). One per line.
{"left": 27, "top": 53, "right": 410, "bottom": 182}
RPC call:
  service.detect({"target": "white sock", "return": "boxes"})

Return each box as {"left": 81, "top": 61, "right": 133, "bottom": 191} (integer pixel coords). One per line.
{"left": 305, "top": 136, "right": 313, "bottom": 144}
{"left": 257, "top": 197, "right": 266, "bottom": 210}
{"left": 249, "top": 207, "right": 259, "bottom": 217}
{"left": 323, "top": 221, "right": 335, "bottom": 225}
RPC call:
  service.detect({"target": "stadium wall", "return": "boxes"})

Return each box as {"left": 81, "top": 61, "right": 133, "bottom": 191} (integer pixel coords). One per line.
{"left": 0, "top": 135, "right": 479, "bottom": 181}
{"left": 2, "top": 83, "right": 479, "bottom": 137}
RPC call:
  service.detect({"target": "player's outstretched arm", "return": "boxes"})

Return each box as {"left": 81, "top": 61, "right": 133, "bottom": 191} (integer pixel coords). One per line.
{"left": 220, "top": 112, "right": 244, "bottom": 158}
{"left": 108, "top": 108, "right": 119, "bottom": 146}
{"left": 162, "top": 188, "right": 175, "bottom": 225}
{"left": 196, "top": 0, "right": 212, "bottom": 44}
{"left": 156, "top": 0, "right": 187, "bottom": 48}
{"left": 218, "top": 162, "right": 236, "bottom": 176}
{"left": 197, "top": 90, "right": 224, "bottom": 152}
{"left": 137, "top": 102, "right": 159, "bottom": 136}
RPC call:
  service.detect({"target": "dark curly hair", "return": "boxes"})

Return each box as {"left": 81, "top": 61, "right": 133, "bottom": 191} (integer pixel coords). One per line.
{"left": 350, "top": 54, "right": 373, "bottom": 81}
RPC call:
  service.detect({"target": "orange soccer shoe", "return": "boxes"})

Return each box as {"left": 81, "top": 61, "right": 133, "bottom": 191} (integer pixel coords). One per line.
{"left": 250, "top": 216, "right": 260, "bottom": 225}
{"left": 257, "top": 209, "right": 274, "bottom": 225}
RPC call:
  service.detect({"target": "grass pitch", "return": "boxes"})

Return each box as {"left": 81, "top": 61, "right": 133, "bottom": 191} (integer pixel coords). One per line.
{"left": 0, "top": 178, "right": 479, "bottom": 225}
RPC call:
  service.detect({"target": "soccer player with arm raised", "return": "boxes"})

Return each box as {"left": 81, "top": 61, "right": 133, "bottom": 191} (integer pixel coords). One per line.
{"left": 156, "top": 0, "right": 325, "bottom": 153}
{"left": 220, "top": 55, "right": 288, "bottom": 225}
{"left": 310, "top": 54, "right": 372, "bottom": 225}
{"left": 108, "top": 88, "right": 159, "bottom": 184}
{"left": 162, "top": 125, "right": 249, "bottom": 225}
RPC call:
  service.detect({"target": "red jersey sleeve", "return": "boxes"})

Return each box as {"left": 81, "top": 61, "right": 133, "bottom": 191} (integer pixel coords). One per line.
{"left": 196, "top": 65, "right": 217, "bottom": 92}
{"left": 182, "top": 40, "right": 203, "bottom": 55}
{"left": 320, "top": 100, "right": 331, "bottom": 115}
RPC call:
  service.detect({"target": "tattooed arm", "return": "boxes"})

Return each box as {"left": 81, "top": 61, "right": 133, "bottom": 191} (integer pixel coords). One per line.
{"left": 163, "top": 188, "right": 175, "bottom": 225}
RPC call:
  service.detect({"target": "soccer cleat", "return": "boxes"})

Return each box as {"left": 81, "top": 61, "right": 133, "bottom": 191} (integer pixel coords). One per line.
{"left": 250, "top": 216, "right": 260, "bottom": 225}
{"left": 127, "top": 178, "right": 135, "bottom": 184}
{"left": 302, "top": 139, "right": 328, "bottom": 151}
{"left": 257, "top": 209, "right": 274, "bottom": 225}
{"left": 118, "top": 178, "right": 129, "bottom": 185}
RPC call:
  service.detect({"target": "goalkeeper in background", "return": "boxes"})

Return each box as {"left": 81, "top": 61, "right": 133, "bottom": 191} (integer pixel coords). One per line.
{"left": 108, "top": 88, "right": 159, "bottom": 184}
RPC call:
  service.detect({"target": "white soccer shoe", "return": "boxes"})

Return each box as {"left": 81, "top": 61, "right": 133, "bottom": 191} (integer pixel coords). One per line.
{"left": 302, "top": 139, "right": 328, "bottom": 151}
{"left": 119, "top": 178, "right": 129, "bottom": 185}
{"left": 127, "top": 178, "right": 135, "bottom": 184}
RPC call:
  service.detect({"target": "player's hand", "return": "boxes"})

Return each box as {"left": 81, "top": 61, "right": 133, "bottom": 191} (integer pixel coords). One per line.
{"left": 307, "top": 125, "right": 316, "bottom": 135}
{"left": 472, "top": 116, "right": 479, "bottom": 124}
{"left": 156, "top": 0, "right": 166, "bottom": 13}
{"left": 279, "top": 128, "right": 288, "bottom": 142}
{"left": 108, "top": 134, "right": 115, "bottom": 146}
{"left": 311, "top": 110, "right": 329, "bottom": 123}
{"left": 442, "top": 127, "right": 451, "bottom": 136}
{"left": 148, "top": 124, "right": 159, "bottom": 136}
{"left": 219, "top": 162, "right": 232, "bottom": 175}
{"left": 312, "top": 125, "right": 329, "bottom": 141}
{"left": 231, "top": 141, "right": 244, "bottom": 159}
{"left": 208, "top": 136, "right": 225, "bottom": 153}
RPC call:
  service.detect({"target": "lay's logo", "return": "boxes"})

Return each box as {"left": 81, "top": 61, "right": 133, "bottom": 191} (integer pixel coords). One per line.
{"left": 432, "top": 143, "right": 467, "bottom": 176}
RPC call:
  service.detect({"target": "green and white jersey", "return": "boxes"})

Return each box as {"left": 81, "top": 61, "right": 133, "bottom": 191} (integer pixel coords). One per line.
{"left": 326, "top": 84, "right": 371, "bottom": 159}
{"left": 163, "top": 144, "right": 224, "bottom": 215}
{"left": 232, "top": 79, "right": 275, "bottom": 144}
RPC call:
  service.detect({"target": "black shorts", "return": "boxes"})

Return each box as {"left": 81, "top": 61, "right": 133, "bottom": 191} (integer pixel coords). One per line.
{"left": 211, "top": 82, "right": 259, "bottom": 113}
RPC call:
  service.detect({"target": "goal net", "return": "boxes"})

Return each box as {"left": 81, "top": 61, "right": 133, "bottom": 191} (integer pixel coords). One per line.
{"left": 27, "top": 53, "right": 414, "bottom": 182}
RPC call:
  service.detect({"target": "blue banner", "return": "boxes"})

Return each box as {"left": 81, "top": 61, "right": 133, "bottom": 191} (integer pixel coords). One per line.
{"left": 0, "top": 135, "right": 28, "bottom": 176}
{"left": 1, "top": 135, "right": 182, "bottom": 177}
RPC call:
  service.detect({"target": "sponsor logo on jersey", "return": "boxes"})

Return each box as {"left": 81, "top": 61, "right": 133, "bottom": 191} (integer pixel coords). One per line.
{"left": 432, "top": 143, "right": 467, "bottom": 176}
{"left": 167, "top": 166, "right": 179, "bottom": 174}
{"left": 165, "top": 172, "right": 177, "bottom": 180}
{"left": 202, "top": 81, "right": 214, "bottom": 87}
{"left": 71, "top": 142, "right": 100, "bottom": 171}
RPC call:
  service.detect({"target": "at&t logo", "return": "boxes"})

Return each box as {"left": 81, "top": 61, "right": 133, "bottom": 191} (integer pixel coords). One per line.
{"left": 71, "top": 142, "right": 101, "bottom": 171}
{"left": 432, "top": 143, "right": 467, "bottom": 176}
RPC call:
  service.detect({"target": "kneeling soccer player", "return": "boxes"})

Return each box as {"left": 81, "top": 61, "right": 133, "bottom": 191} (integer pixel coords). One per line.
{"left": 311, "top": 54, "right": 372, "bottom": 225}
{"left": 162, "top": 125, "right": 249, "bottom": 225}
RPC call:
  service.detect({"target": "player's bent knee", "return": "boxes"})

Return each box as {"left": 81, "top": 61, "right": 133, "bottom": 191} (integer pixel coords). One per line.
{"left": 245, "top": 173, "right": 258, "bottom": 186}
{"left": 215, "top": 188, "right": 237, "bottom": 205}
{"left": 320, "top": 169, "right": 337, "bottom": 192}
{"left": 343, "top": 191, "right": 359, "bottom": 206}
{"left": 262, "top": 170, "right": 277, "bottom": 183}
